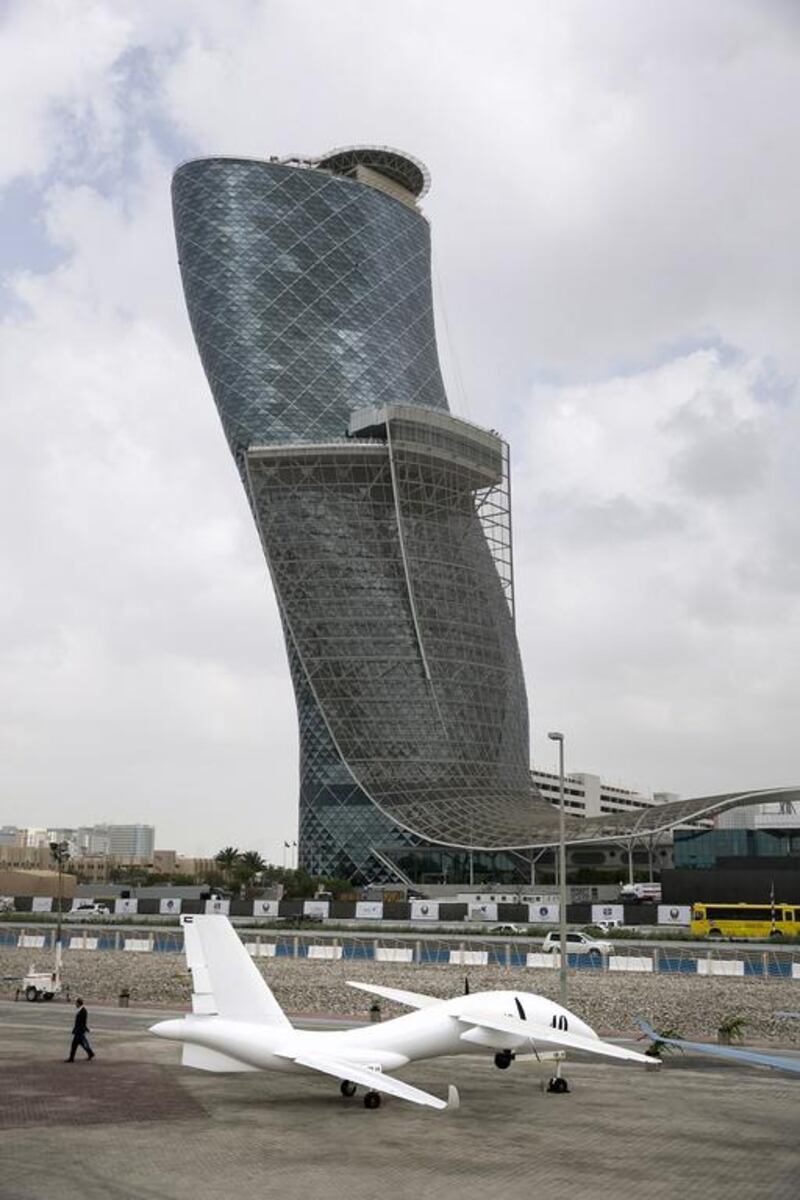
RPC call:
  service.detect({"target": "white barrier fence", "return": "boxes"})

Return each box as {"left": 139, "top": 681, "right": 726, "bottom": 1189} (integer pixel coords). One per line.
{"left": 2, "top": 928, "right": 799, "bottom": 983}
{"left": 609, "top": 956, "right": 654, "bottom": 973}
{"left": 697, "top": 959, "right": 745, "bottom": 977}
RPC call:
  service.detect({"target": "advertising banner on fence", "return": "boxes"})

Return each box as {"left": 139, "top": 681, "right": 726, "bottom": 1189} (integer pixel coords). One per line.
{"left": 592, "top": 904, "right": 624, "bottom": 925}
{"left": 205, "top": 897, "right": 230, "bottom": 915}
{"left": 468, "top": 903, "right": 498, "bottom": 922}
{"left": 115, "top": 898, "right": 138, "bottom": 915}
{"left": 528, "top": 902, "right": 559, "bottom": 923}
{"left": 159, "top": 897, "right": 182, "bottom": 915}
{"left": 253, "top": 899, "right": 280, "bottom": 918}
{"left": 355, "top": 901, "right": 383, "bottom": 920}
{"left": 31, "top": 897, "right": 52, "bottom": 913}
{"left": 658, "top": 905, "right": 691, "bottom": 926}
{"left": 303, "top": 900, "right": 329, "bottom": 919}
{"left": 410, "top": 900, "right": 440, "bottom": 920}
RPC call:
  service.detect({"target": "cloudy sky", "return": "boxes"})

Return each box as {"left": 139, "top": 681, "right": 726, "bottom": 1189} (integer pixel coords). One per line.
{"left": 2, "top": 0, "right": 798, "bottom": 859}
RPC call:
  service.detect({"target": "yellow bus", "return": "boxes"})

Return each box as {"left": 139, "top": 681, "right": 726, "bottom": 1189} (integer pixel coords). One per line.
{"left": 691, "top": 902, "right": 800, "bottom": 940}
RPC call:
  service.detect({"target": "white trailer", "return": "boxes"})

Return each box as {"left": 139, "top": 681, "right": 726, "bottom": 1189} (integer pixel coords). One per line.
{"left": 20, "top": 942, "right": 65, "bottom": 1001}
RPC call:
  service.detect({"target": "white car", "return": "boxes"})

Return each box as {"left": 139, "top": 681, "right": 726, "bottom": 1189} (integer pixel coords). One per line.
{"left": 492, "top": 923, "right": 524, "bottom": 935}
{"left": 70, "top": 902, "right": 111, "bottom": 920}
{"left": 541, "top": 931, "right": 612, "bottom": 957}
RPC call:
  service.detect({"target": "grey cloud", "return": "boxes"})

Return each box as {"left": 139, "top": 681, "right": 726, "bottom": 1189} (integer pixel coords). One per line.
{"left": 670, "top": 422, "right": 769, "bottom": 498}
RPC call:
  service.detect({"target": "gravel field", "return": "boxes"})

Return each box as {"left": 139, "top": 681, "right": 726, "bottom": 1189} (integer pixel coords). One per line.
{"left": 2, "top": 947, "right": 799, "bottom": 1043}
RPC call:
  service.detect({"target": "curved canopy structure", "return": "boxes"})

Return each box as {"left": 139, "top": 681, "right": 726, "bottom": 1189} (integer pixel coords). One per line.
{"left": 523, "top": 786, "right": 800, "bottom": 849}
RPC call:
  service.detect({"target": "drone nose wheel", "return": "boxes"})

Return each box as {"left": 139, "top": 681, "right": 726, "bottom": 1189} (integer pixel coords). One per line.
{"left": 546, "top": 1076, "right": 570, "bottom": 1094}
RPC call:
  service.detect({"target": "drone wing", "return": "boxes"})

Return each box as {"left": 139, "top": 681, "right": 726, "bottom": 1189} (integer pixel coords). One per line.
{"left": 458, "top": 1010, "right": 656, "bottom": 1065}
{"left": 276, "top": 1049, "right": 448, "bottom": 1109}
{"left": 635, "top": 1018, "right": 800, "bottom": 1073}
{"left": 346, "top": 982, "right": 441, "bottom": 1009}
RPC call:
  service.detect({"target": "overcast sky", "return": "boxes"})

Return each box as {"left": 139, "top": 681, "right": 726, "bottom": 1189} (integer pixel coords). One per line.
{"left": 2, "top": 0, "right": 798, "bottom": 859}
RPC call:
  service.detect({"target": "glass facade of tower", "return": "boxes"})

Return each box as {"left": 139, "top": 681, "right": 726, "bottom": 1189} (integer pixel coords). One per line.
{"left": 172, "top": 149, "right": 535, "bottom": 881}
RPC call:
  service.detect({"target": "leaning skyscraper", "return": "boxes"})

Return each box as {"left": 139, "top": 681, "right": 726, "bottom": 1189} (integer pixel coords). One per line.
{"left": 172, "top": 146, "right": 536, "bottom": 882}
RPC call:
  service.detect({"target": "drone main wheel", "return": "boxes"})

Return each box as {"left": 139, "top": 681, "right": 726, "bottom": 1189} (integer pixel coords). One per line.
{"left": 547, "top": 1076, "right": 570, "bottom": 1094}
{"left": 340, "top": 1080, "right": 357, "bottom": 1098}
{"left": 363, "top": 1090, "right": 381, "bottom": 1109}
{"left": 494, "top": 1051, "right": 513, "bottom": 1070}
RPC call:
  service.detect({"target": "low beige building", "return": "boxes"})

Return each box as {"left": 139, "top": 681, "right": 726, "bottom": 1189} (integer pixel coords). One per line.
{"left": 0, "top": 868, "right": 77, "bottom": 898}
{"left": 0, "top": 845, "right": 53, "bottom": 870}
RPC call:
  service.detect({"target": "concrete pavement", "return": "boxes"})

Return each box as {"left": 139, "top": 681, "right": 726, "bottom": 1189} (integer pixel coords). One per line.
{"left": 0, "top": 1000, "right": 797, "bottom": 1200}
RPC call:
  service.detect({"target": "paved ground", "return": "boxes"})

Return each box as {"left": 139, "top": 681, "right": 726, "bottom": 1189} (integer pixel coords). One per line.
{"left": 0, "top": 1000, "right": 797, "bottom": 1200}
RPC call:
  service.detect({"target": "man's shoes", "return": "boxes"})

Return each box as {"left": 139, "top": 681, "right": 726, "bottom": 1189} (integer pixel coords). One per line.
{"left": 64, "top": 1059, "right": 74, "bottom": 1063}
{"left": 88, "top": 1054, "right": 95, "bottom": 1060}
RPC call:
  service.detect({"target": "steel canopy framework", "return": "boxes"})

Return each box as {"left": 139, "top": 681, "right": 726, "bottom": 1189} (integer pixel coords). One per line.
{"left": 510, "top": 786, "right": 800, "bottom": 851}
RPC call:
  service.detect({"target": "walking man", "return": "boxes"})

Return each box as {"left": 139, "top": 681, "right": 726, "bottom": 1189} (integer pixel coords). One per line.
{"left": 65, "top": 997, "right": 95, "bottom": 1062}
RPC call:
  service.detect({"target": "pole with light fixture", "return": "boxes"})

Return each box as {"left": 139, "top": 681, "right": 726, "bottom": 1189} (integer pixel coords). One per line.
{"left": 547, "top": 731, "right": 568, "bottom": 1006}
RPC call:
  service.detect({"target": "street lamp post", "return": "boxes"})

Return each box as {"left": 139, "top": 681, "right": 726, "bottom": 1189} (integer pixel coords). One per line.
{"left": 547, "top": 731, "right": 568, "bottom": 1007}
{"left": 49, "top": 840, "right": 70, "bottom": 951}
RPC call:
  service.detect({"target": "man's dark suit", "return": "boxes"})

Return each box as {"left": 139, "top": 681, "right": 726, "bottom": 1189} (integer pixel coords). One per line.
{"left": 67, "top": 1004, "right": 94, "bottom": 1061}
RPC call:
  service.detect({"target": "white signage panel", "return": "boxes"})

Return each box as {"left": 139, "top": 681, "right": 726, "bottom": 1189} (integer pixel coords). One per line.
{"left": 355, "top": 901, "right": 383, "bottom": 920}
{"left": 159, "top": 897, "right": 182, "bottom": 915}
{"left": 204, "top": 898, "right": 230, "bottom": 915}
{"left": 657, "top": 905, "right": 691, "bottom": 926}
{"left": 31, "top": 897, "right": 52, "bottom": 913}
{"left": 252, "top": 899, "right": 280, "bottom": 918}
{"left": 115, "top": 898, "right": 138, "bottom": 915}
{"left": 410, "top": 900, "right": 440, "bottom": 920}
{"left": 592, "top": 904, "right": 624, "bottom": 925}
{"left": 468, "top": 902, "right": 498, "bottom": 922}
{"left": 303, "top": 900, "right": 329, "bottom": 918}
{"left": 528, "top": 903, "right": 559, "bottom": 923}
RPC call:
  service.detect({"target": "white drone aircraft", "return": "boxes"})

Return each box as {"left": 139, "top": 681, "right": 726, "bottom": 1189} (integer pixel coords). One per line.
{"left": 150, "top": 915, "right": 655, "bottom": 1110}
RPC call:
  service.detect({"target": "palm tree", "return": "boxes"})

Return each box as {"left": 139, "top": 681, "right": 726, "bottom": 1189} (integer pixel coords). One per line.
{"left": 237, "top": 851, "right": 266, "bottom": 896}
{"left": 214, "top": 847, "right": 240, "bottom": 889}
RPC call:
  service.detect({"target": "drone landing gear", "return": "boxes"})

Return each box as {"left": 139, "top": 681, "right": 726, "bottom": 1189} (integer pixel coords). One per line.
{"left": 494, "top": 1050, "right": 514, "bottom": 1070}
{"left": 546, "top": 1060, "right": 570, "bottom": 1094}
{"left": 363, "top": 1090, "right": 382, "bottom": 1109}
{"left": 340, "top": 1080, "right": 357, "bottom": 1098}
